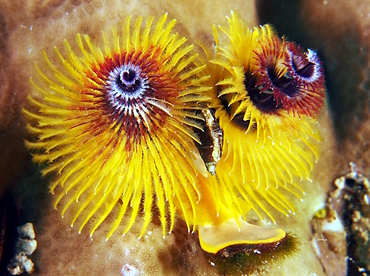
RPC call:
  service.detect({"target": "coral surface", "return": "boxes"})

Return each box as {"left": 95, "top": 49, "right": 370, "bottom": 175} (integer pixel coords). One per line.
{"left": 2, "top": 0, "right": 369, "bottom": 275}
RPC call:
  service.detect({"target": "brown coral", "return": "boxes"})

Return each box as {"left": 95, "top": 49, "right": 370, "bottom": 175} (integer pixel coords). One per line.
{"left": 2, "top": 0, "right": 367, "bottom": 275}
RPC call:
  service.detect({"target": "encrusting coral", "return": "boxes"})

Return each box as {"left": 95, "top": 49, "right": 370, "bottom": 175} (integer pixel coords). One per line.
{"left": 0, "top": 0, "right": 349, "bottom": 274}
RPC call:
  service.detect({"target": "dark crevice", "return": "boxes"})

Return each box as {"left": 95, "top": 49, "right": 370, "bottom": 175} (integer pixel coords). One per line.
{"left": 244, "top": 72, "right": 281, "bottom": 113}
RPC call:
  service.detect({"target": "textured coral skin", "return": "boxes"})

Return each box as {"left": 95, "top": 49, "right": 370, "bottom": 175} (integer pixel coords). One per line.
{"left": 24, "top": 14, "right": 210, "bottom": 239}
{"left": 0, "top": 0, "right": 345, "bottom": 275}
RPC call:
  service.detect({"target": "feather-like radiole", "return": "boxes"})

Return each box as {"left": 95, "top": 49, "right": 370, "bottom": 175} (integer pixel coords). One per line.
{"left": 254, "top": 38, "right": 325, "bottom": 117}
{"left": 24, "top": 14, "right": 211, "bottom": 240}
{"left": 202, "top": 11, "right": 325, "bottom": 237}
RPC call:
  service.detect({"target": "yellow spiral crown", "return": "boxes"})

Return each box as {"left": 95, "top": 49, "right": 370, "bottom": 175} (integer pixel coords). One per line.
{"left": 24, "top": 14, "right": 210, "bottom": 239}
{"left": 207, "top": 11, "right": 323, "bottom": 222}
